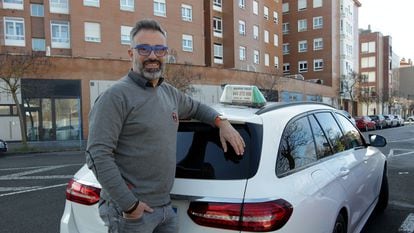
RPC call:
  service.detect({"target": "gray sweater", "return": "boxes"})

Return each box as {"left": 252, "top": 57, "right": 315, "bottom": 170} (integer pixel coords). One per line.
{"left": 86, "top": 71, "right": 219, "bottom": 211}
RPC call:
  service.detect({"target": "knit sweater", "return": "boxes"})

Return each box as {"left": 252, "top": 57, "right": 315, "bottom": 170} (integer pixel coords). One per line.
{"left": 86, "top": 70, "right": 219, "bottom": 211}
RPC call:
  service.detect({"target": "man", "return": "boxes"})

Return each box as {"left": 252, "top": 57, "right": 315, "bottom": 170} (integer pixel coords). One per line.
{"left": 86, "top": 19, "right": 245, "bottom": 233}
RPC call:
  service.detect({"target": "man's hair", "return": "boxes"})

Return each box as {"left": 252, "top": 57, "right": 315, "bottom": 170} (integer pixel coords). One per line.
{"left": 130, "top": 19, "right": 166, "bottom": 46}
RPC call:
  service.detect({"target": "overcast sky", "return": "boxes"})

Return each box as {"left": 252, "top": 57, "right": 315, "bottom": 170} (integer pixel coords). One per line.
{"left": 358, "top": 0, "right": 413, "bottom": 61}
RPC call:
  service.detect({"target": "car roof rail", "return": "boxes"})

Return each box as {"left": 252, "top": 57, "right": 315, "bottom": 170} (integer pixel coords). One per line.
{"left": 255, "top": 101, "right": 333, "bottom": 115}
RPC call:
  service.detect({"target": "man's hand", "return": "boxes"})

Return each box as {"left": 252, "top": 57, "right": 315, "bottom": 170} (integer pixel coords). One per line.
{"left": 123, "top": 201, "right": 153, "bottom": 219}
{"left": 217, "top": 120, "right": 245, "bottom": 155}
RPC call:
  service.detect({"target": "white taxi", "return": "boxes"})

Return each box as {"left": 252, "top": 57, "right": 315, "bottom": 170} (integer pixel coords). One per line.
{"left": 61, "top": 85, "right": 388, "bottom": 233}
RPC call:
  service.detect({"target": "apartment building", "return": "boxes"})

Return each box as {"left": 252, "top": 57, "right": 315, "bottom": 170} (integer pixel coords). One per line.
{"left": 359, "top": 28, "right": 393, "bottom": 115}
{"left": 282, "top": 0, "right": 360, "bottom": 111}
{"left": 205, "top": 0, "right": 283, "bottom": 74}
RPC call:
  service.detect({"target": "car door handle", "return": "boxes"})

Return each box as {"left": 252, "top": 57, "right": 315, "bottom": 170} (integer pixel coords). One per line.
{"left": 339, "top": 167, "right": 350, "bottom": 177}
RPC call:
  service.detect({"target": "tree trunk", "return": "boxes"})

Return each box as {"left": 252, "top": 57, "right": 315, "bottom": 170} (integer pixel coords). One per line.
{"left": 11, "top": 91, "right": 27, "bottom": 144}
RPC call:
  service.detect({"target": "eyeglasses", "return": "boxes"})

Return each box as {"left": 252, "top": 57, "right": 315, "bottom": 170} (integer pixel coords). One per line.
{"left": 133, "top": 44, "right": 168, "bottom": 57}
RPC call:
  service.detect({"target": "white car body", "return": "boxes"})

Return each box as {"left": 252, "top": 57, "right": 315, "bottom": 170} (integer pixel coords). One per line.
{"left": 61, "top": 98, "right": 388, "bottom": 233}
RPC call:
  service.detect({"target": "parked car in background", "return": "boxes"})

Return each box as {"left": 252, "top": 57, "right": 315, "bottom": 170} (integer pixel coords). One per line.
{"left": 394, "top": 115, "right": 404, "bottom": 126}
{"left": 407, "top": 115, "right": 414, "bottom": 122}
{"left": 369, "top": 114, "right": 387, "bottom": 129}
{"left": 0, "top": 139, "right": 7, "bottom": 154}
{"left": 61, "top": 85, "right": 389, "bottom": 233}
{"left": 384, "top": 115, "right": 398, "bottom": 127}
{"left": 355, "top": 116, "right": 376, "bottom": 131}
{"left": 338, "top": 110, "right": 356, "bottom": 125}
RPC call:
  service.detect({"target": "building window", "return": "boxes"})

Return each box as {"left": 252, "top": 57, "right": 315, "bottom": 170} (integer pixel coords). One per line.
{"left": 298, "top": 40, "right": 307, "bottom": 52}
{"left": 31, "top": 4, "right": 44, "bottom": 17}
{"left": 50, "top": 0, "right": 69, "bottom": 14}
{"left": 253, "top": 50, "right": 259, "bottom": 64}
{"left": 213, "top": 17, "right": 222, "bottom": 37}
{"left": 282, "top": 3, "right": 289, "bottom": 13}
{"left": 314, "top": 59, "right": 324, "bottom": 71}
{"left": 283, "top": 43, "right": 290, "bottom": 55}
{"left": 273, "top": 11, "right": 279, "bottom": 24}
{"left": 238, "top": 0, "right": 245, "bottom": 9}
{"left": 182, "top": 34, "right": 193, "bottom": 52}
{"left": 253, "top": 25, "right": 259, "bottom": 40}
{"left": 214, "top": 43, "right": 223, "bottom": 64}
{"left": 4, "top": 17, "right": 25, "bottom": 46}
{"left": 239, "top": 20, "right": 246, "bottom": 35}
{"left": 283, "top": 63, "right": 290, "bottom": 74}
{"left": 313, "top": 0, "right": 323, "bottom": 8}
{"left": 32, "top": 38, "right": 46, "bottom": 51}
{"left": 264, "top": 30, "right": 269, "bottom": 43}
{"left": 298, "top": 19, "right": 307, "bottom": 32}
{"left": 313, "top": 38, "right": 323, "bottom": 50}
{"left": 313, "top": 16, "right": 323, "bottom": 29}
{"left": 84, "top": 0, "right": 99, "bottom": 7}
{"left": 362, "top": 71, "right": 376, "bottom": 82}
{"left": 274, "top": 56, "right": 279, "bottom": 69}
{"left": 253, "top": 0, "right": 258, "bottom": 15}
{"left": 282, "top": 23, "right": 290, "bottom": 34}
{"left": 120, "top": 0, "right": 134, "bottom": 11}
{"left": 299, "top": 61, "right": 308, "bottom": 73}
{"left": 265, "top": 53, "right": 270, "bottom": 66}
{"left": 298, "top": 0, "right": 307, "bottom": 11}
{"left": 2, "top": 0, "right": 23, "bottom": 10}
{"left": 361, "top": 56, "right": 376, "bottom": 68}
{"left": 181, "top": 4, "right": 192, "bottom": 21}
{"left": 264, "top": 6, "right": 269, "bottom": 20}
{"left": 361, "top": 41, "right": 376, "bottom": 53}
{"left": 121, "top": 26, "right": 132, "bottom": 45}
{"left": 51, "top": 20, "right": 70, "bottom": 48}
{"left": 213, "top": 0, "right": 222, "bottom": 11}
{"left": 274, "top": 34, "right": 279, "bottom": 46}
{"left": 154, "top": 0, "right": 166, "bottom": 17}
{"left": 239, "top": 46, "right": 246, "bottom": 61}
{"left": 84, "top": 22, "right": 101, "bottom": 42}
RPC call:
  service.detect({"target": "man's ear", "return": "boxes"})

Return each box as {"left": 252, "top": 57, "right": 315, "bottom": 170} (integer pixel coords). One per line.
{"left": 128, "top": 49, "right": 133, "bottom": 60}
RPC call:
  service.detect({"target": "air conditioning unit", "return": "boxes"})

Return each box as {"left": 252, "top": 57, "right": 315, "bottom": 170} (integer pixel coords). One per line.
{"left": 307, "top": 79, "right": 324, "bottom": 84}
{"left": 46, "top": 46, "right": 51, "bottom": 56}
{"left": 284, "top": 74, "right": 304, "bottom": 80}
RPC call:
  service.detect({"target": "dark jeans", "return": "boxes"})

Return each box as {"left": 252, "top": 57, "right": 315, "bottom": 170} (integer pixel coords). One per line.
{"left": 99, "top": 200, "right": 178, "bottom": 233}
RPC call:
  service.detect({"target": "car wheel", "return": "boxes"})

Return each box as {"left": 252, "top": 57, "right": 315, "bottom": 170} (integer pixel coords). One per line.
{"left": 332, "top": 213, "right": 347, "bottom": 233}
{"left": 375, "top": 170, "right": 389, "bottom": 213}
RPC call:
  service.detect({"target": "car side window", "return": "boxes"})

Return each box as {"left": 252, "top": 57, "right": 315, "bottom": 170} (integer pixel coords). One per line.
{"left": 276, "top": 116, "right": 317, "bottom": 175}
{"left": 335, "top": 113, "right": 364, "bottom": 149}
{"left": 314, "top": 112, "right": 345, "bottom": 153}
{"left": 308, "top": 115, "right": 333, "bottom": 159}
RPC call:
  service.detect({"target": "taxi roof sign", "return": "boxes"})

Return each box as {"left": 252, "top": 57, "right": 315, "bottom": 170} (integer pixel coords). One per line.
{"left": 219, "top": 85, "right": 267, "bottom": 107}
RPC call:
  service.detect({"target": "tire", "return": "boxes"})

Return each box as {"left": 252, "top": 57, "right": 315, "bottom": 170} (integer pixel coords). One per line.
{"left": 332, "top": 213, "right": 347, "bottom": 233}
{"left": 375, "top": 170, "right": 389, "bottom": 213}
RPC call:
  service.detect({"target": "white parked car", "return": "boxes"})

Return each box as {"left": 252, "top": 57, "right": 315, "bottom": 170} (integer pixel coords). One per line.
{"left": 61, "top": 85, "right": 389, "bottom": 233}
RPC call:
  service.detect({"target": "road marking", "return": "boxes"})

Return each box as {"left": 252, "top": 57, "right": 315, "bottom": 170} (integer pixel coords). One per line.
{"left": 0, "top": 164, "right": 77, "bottom": 197}
{"left": 388, "top": 149, "right": 414, "bottom": 158}
{"left": 399, "top": 213, "right": 414, "bottom": 233}
{"left": 389, "top": 138, "right": 414, "bottom": 143}
{"left": 0, "top": 183, "right": 67, "bottom": 197}
{"left": 390, "top": 201, "right": 414, "bottom": 209}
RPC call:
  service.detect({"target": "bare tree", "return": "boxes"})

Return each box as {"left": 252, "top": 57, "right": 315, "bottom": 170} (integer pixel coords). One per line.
{"left": 0, "top": 52, "right": 52, "bottom": 144}
{"left": 164, "top": 62, "right": 201, "bottom": 94}
{"left": 253, "top": 74, "right": 280, "bottom": 101}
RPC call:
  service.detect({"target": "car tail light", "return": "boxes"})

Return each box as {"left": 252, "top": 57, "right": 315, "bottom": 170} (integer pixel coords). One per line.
{"left": 65, "top": 178, "right": 100, "bottom": 205}
{"left": 188, "top": 199, "right": 293, "bottom": 232}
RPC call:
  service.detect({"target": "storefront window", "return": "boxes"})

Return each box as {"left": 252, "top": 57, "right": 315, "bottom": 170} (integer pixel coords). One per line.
{"left": 56, "top": 99, "right": 80, "bottom": 140}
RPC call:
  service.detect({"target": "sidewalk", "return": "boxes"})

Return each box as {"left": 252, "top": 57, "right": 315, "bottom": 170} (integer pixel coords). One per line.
{"left": 6, "top": 140, "right": 86, "bottom": 154}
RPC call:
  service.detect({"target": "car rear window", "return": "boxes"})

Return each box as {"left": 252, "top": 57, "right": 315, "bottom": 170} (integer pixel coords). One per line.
{"left": 175, "top": 122, "right": 262, "bottom": 180}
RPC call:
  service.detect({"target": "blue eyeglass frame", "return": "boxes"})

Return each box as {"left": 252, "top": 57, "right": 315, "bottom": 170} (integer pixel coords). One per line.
{"left": 133, "top": 44, "right": 169, "bottom": 57}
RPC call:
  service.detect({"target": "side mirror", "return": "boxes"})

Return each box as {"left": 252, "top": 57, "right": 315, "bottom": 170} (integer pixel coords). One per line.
{"left": 368, "top": 134, "right": 387, "bottom": 147}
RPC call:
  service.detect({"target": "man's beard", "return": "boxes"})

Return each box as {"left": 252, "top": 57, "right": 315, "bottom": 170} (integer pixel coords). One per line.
{"left": 135, "top": 59, "right": 165, "bottom": 81}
